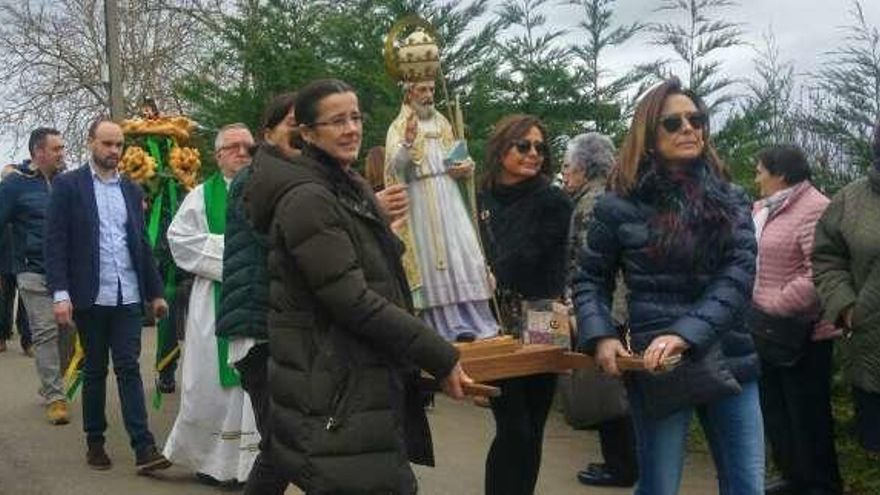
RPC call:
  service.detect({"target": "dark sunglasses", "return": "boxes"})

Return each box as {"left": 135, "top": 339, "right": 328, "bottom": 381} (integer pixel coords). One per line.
{"left": 512, "top": 139, "right": 548, "bottom": 156}
{"left": 659, "top": 112, "right": 707, "bottom": 133}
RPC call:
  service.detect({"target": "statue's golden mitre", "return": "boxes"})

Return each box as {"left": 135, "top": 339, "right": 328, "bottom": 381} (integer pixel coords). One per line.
{"left": 396, "top": 30, "right": 440, "bottom": 83}
{"left": 384, "top": 16, "right": 441, "bottom": 83}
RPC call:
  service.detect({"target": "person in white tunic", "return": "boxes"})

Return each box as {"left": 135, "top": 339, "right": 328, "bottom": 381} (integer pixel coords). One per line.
{"left": 163, "top": 123, "right": 259, "bottom": 484}
{"left": 384, "top": 33, "right": 498, "bottom": 343}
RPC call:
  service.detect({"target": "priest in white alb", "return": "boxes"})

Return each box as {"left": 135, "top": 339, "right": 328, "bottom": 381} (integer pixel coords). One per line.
{"left": 163, "top": 123, "right": 259, "bottom": 485}
{"left": 385, "top": 30, "right": 498, "bottom": 342}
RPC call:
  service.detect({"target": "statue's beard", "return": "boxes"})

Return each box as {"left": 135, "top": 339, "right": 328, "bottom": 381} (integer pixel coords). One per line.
{"left": 412, "top": 100, "right": 435, "bottom": 120}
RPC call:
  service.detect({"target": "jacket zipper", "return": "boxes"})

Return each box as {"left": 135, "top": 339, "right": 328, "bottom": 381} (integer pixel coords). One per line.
{"left": 325, "top": 371, "right": 355, "bottom": 431}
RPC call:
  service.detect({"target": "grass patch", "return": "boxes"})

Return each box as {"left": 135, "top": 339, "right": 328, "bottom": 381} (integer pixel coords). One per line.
{"left": 831, "top": 376, "right": 880, "bottom": 495}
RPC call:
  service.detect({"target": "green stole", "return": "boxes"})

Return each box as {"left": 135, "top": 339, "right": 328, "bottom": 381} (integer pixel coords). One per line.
{"left": 204, "top": 172, "right": 240, "bottom": 388}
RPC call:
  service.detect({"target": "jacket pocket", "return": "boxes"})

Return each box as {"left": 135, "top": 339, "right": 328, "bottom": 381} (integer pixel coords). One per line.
{"left": 324, "top": 369, "right": 356, "bottom": 432}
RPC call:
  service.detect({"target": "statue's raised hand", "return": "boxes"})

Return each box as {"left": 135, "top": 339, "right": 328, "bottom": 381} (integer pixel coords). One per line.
{"left": 404, "top": 112, "right": 419, "bottom": 145}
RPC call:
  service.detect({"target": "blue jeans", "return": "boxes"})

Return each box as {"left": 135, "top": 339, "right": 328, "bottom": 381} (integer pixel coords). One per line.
{"left": 74, "top": 304, "right": 155, "bottom": 454}
{"left": 629, "top": 380, "right": 764, "bottom": 495}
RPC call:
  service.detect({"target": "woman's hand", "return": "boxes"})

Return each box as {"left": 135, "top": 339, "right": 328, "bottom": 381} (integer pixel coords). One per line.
{"left": 595, "top": 337, "right": 632, "bottom": 376}
{"left": 376, "top": 184, "right": 409, "bottom": 220}
{"left": 440, "top": 361, "right": 474, "bottom": 400}
{"left": 644, "top": 334, "right": 690, "bottom": 372}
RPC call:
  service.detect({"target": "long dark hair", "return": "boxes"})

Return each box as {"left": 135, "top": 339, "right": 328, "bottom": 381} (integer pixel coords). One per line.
{"left": 612, "top": 77, "right": 728, "bottom": 196}
{"left": 482, "top": 114, "right": 553, "bottom": 191}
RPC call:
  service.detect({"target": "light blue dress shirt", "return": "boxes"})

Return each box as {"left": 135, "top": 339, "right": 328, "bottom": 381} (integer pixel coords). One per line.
{"left": 91, "top": 165, "right": 141, "bottom": 306}
{"left": 51, "top": 165, "right": 144, "bottom": 306}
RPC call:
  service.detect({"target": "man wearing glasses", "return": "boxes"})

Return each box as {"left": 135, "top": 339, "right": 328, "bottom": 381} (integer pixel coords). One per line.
{"left": 162, "top": 123, "right": 260, "bottom": 486}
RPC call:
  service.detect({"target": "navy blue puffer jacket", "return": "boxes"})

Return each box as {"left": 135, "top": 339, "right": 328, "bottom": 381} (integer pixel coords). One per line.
{"left": 572, "top": 165, "right": 759, "bottom": 383}
{"left": 0, "top": 161, "right": 53, "bottom": 274}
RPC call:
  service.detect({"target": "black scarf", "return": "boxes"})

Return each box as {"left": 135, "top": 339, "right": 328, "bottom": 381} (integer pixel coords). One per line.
{"left": 632, "top": 159, "right": 737, "bottom": 271}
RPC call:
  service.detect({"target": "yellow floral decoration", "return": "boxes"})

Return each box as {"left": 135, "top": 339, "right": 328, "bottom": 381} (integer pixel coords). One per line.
{"left": 119, "top": 146, "right": 157, "bottom": 183}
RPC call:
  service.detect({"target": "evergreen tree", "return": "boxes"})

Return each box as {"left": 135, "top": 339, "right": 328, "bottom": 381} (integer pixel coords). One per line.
{"left": 714, "top": 31, "right": 796, "bottom": 193}
{"left": 808, "top": 0, "right": 880, "bottom": 178}
{"left": 492, "top": 0, "right": 585, "bottom": 144}
{"left": 566, "top": 0, "right": 653, "bottom": 138}
{"left": 650, "top": 0, "right": 744, "bottom": 111}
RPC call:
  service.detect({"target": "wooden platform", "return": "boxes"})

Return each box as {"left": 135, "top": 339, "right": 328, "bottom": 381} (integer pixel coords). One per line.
{"left": 444, "top": 336, "right": 680, "bottom": 398}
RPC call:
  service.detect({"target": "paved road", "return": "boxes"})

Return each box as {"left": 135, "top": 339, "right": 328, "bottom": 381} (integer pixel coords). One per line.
{"left": 0, "top": 330, "right": 719, "bottom": 494}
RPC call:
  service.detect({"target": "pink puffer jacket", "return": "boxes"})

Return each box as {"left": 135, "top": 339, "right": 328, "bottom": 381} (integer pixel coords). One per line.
{"left": 753, "top": 182, "right": 842, "bottom": 340}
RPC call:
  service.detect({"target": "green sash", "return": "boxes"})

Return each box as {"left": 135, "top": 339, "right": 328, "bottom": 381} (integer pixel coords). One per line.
{"left": 144, "top": 136, "right": 180, "bottom": 409}
{"left": 204, "top": 172, "right": 240, "bottom": 388}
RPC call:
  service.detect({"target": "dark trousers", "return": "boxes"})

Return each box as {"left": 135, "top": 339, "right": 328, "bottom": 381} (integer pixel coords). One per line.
{"left": 485, "top": 373, "right": 557, "bottom": 495}
{"left": 74, "top": 304, "right": 155, "bottom": 454}
{"left": 852, "top": 386, "right": 880, "bottom": 453}
{"left": 157, "top": 275, "right": 191, "bottom": 385}
{"left": 0, "top": 273, "right": 31, "bottom": 347}
{"left": 236, "top": 343, "right": 288, "bottom": 495}
{"left": 759, "top": 339, "right": 842, "bottom": 494}
{"left": 597, "top": 415, "right": 638, "bottom": 480}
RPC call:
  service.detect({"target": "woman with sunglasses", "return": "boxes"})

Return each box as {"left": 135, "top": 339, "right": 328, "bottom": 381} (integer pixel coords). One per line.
{"left": 478, "top": 114, "right": 573, "bottom": 495}
{"left": 573, "top": 77, "right": 763, "bottom": 495}
{"left": 244, "top": 79, "right": 470, "bottom": 494}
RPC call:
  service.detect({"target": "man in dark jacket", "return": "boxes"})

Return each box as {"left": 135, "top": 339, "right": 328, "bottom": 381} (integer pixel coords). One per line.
{"left": 0, "top": 128, "right": 69, "bottom": 423}
{"left": 45, "top": 118, "right": 171, "bottom": 473}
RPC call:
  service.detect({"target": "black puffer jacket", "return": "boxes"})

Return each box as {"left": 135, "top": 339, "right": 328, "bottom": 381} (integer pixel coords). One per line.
{"left": 573, "top": 163, "right": 759, "bottom": 383}
{"left": 245, "top": 144, "right": 458, "bottom": 494}
{"left": 217, "top": 149, "right": 271, "bottom": 340}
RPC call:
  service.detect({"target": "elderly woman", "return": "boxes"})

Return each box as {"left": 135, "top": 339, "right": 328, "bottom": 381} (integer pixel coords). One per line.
{"left": 573, "top": 77, "right": 762, "bottom": 494}
{"left": 751, "top": 144, "right": 841, "bottom": 495}
{"left": 562, "top": 133, "right": 637, "bottom": 488}
{"left": 813, "top": 121, "right": 880, "bottom": 457}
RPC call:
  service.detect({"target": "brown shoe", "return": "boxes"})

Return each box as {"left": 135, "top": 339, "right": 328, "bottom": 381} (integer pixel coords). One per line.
{"left": 0, "top": 340, "right": 7, "bottom": 352}
{"left": 23, "top": 345, "right": 34, "bottom": 357}
{"left": 46, "top": 400, "right": 70, "bottom": 425}
{"left": 86, "top": 444, "right": 112, "bottom": 470}
{"left": 135, "top": 445, "right": 172, "bottom": 474}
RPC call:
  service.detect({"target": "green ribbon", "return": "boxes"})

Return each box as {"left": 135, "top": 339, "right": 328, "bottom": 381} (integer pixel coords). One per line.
{"left": 143, "top": 136, "right": 182, "bottom": 409}
{"left": 204, "top": 172, "right": 240, "bottom": 388}
{"left": 66, "top": 372, "right": 83, "bottom": 400}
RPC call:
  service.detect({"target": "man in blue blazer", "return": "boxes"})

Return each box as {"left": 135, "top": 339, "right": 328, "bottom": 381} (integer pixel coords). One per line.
{"left": 45, "top": 118, "right": 172, "bottom": 473}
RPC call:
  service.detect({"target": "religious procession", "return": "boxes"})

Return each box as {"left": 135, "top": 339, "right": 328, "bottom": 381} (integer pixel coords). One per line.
{"left": 0, "top": 4, "right": 879, "bottom": 495}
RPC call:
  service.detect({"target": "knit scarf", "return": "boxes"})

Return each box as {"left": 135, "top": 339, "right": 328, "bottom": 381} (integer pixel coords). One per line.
{"left": 633, "top": 159, "right": 736, "bottom": 271}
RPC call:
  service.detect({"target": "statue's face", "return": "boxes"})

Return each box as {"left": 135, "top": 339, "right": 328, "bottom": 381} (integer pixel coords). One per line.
{"left": 408, "top": 81, "right": 436, "bottom": 120}
{"left": 409, "top": 82, "right": 435, "bottom": 107}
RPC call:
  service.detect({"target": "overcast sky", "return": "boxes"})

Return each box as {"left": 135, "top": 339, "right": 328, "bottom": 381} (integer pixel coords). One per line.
{"left": 2, "top": 0, "right": 878, "bottom": 164}
{"left": 541, "top": 0, "right": 880, "bottom": 93}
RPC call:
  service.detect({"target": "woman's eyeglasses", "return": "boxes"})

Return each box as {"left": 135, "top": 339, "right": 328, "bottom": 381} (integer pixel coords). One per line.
{"left": 659, "top": 112, "right": 707, "bottom": 133}
{"left": 512, "top": 139, "right": 548, "bottom": 156}
{"left": 311, "top": 114, "right": 364, "bottom": 131}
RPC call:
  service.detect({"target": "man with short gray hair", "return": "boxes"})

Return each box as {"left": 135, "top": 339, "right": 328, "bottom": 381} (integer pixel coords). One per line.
{"left": 162, "top": 124, "right": 259, "bottom": 485}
